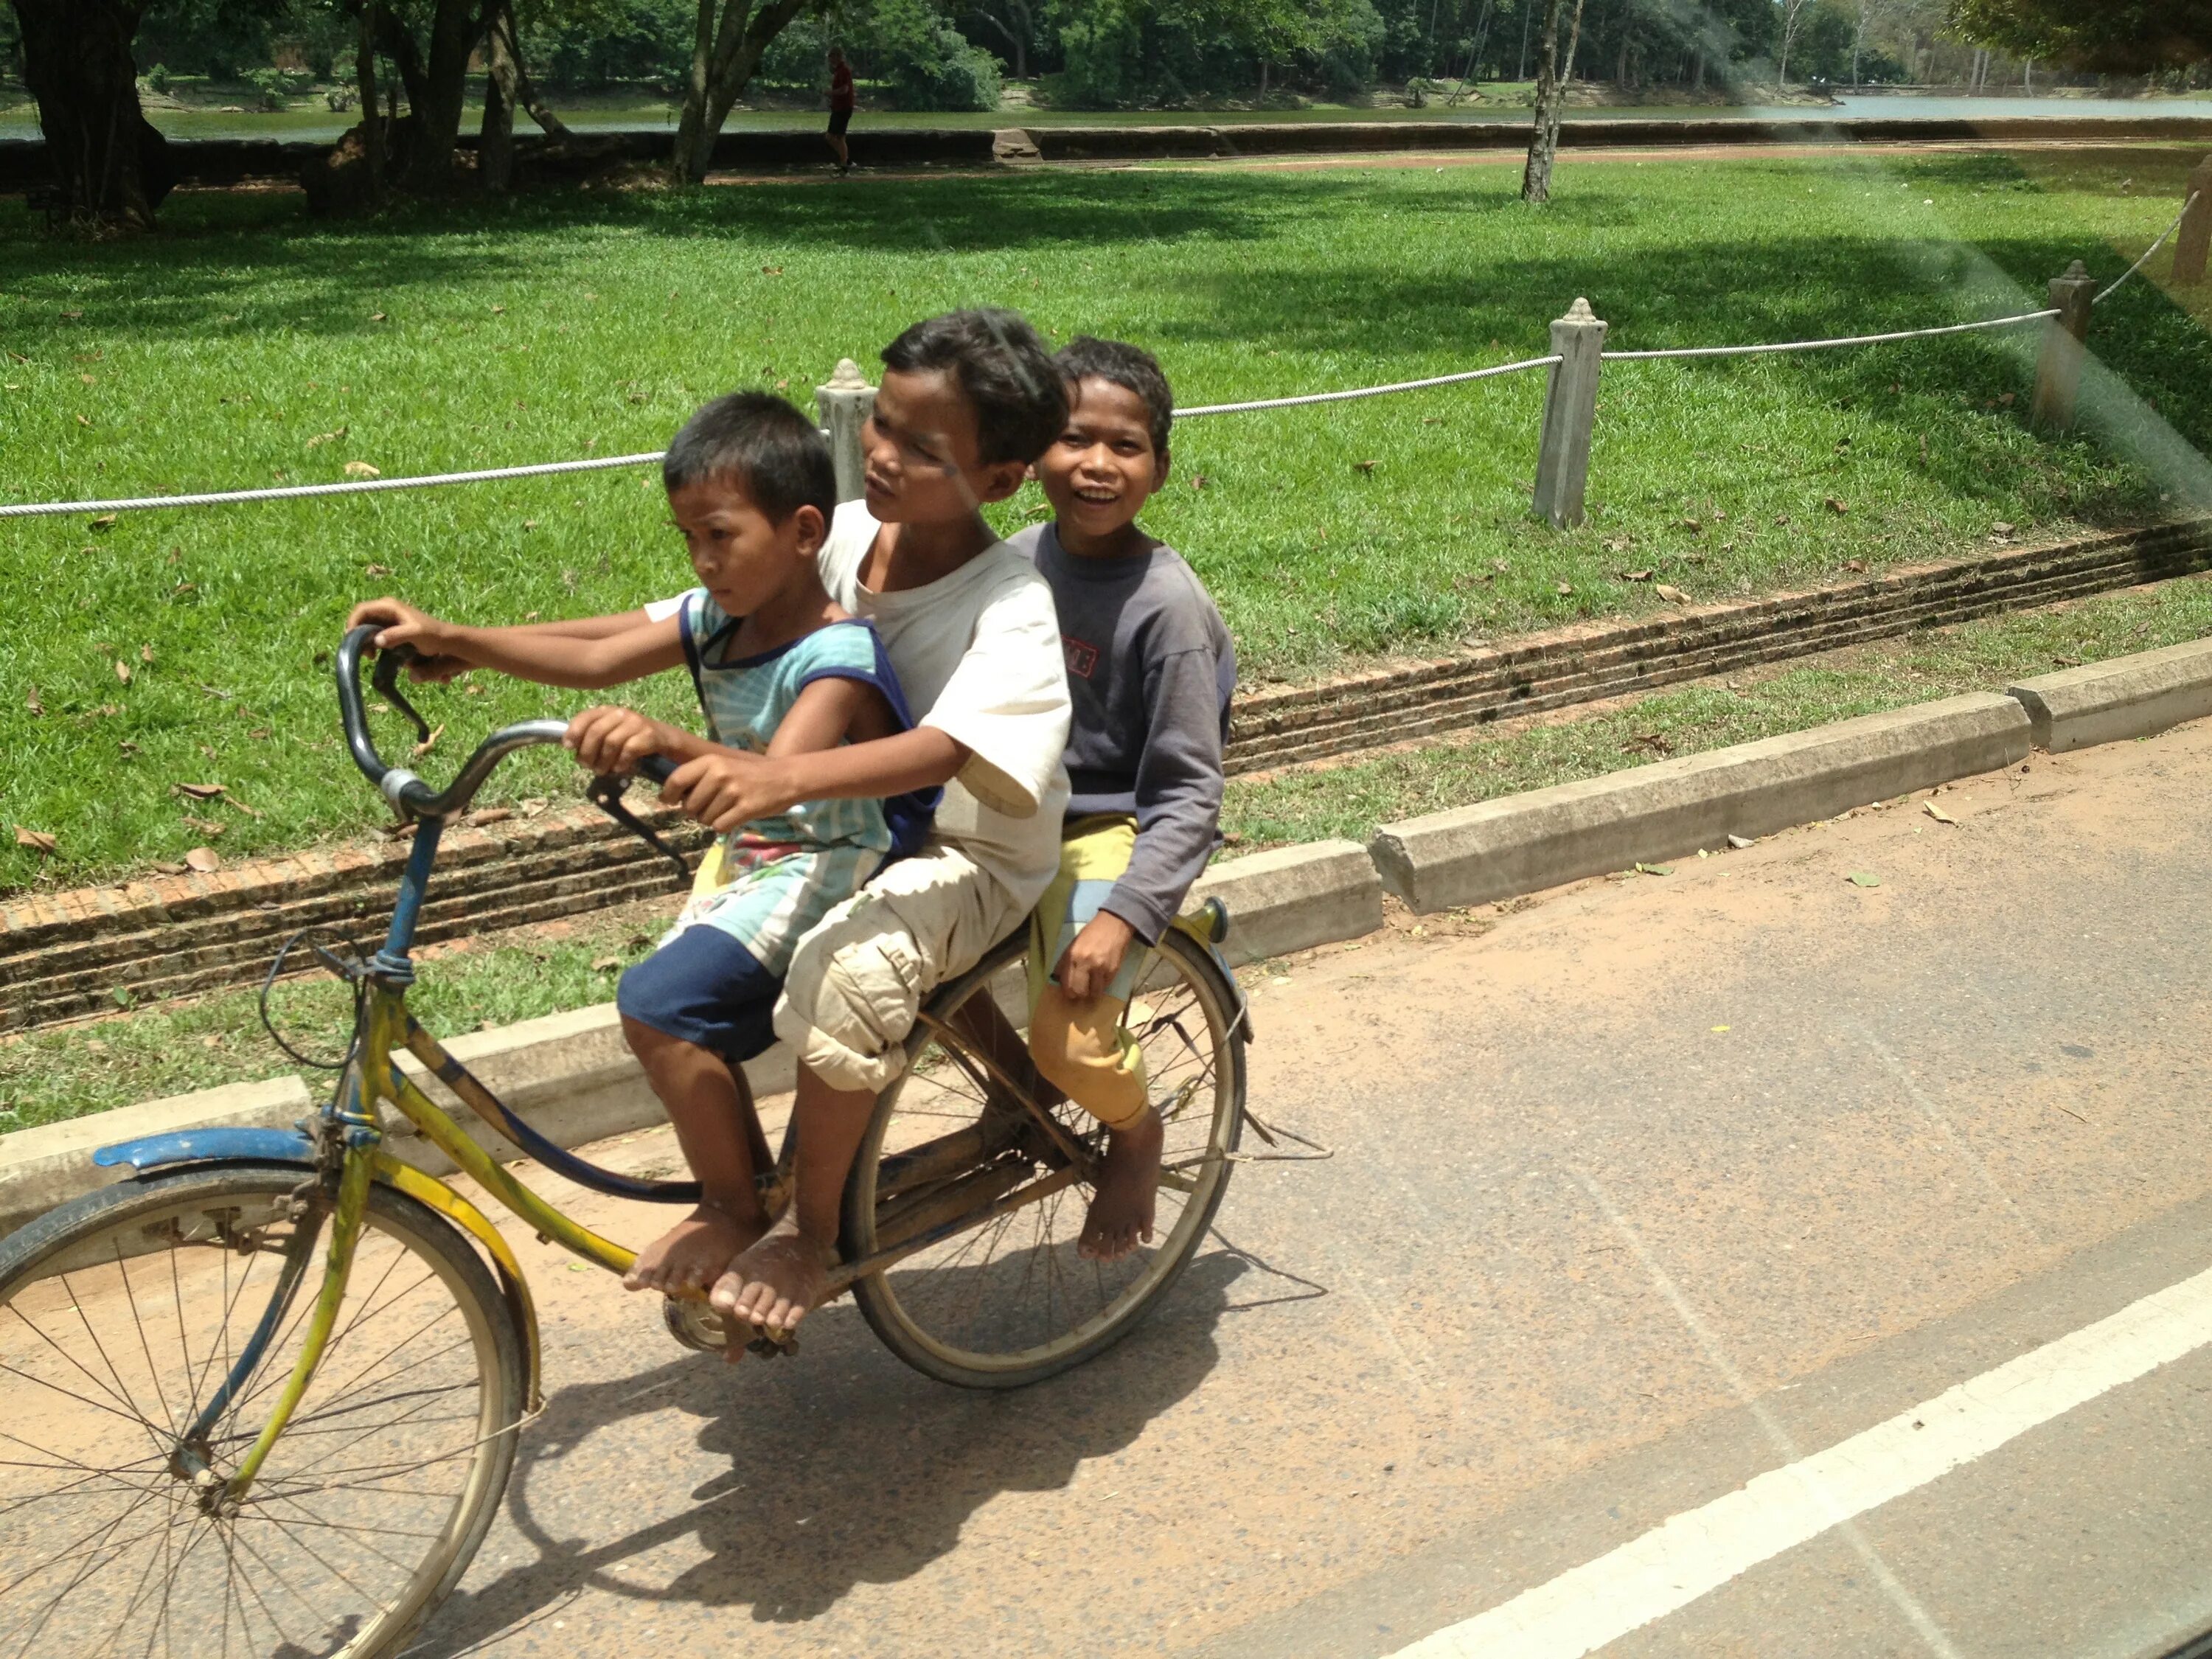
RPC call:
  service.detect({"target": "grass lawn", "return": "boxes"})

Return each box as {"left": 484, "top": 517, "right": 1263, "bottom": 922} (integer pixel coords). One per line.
{"left": 8, "top": 568, "right": 2211, "bottom": 1132}
{"left": 3, "top": 142, "right": 2209, "bottom": 891}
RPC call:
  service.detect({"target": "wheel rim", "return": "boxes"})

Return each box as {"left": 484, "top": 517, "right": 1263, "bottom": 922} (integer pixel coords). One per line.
{"left": 854, "top": 935, "right": 1242, "bottom": 1376}
{"left": 0, "top": 1173, "right": 512, "bottom": 1659}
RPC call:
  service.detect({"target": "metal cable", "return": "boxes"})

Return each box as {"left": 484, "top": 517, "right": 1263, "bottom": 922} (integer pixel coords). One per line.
{"left": 1175, "top": 353, "right": 1561, "bottom": 417}
{"left": 2095, "top": 192, "right": 2199, "bottom": 305}
{"left": 0, "top": 451, "right": 667, "bottom": 520}
{"left": 1603, "top": 307, "right": 2059, "bottom": 361}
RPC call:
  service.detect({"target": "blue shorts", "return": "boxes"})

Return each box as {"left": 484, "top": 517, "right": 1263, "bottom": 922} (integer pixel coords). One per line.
{"left": 616, "top": 925, "right": 781, "bottom": 1064}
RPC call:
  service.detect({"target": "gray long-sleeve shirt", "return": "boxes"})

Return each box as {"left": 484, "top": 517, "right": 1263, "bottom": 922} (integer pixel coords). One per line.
{"left": 1008, "top": 523, "right": 1236, "bottom": 944}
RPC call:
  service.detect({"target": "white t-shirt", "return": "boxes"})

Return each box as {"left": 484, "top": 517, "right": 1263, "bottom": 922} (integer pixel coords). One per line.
{"left": 650, "top": 500, "right": 1071, "bottom": 908}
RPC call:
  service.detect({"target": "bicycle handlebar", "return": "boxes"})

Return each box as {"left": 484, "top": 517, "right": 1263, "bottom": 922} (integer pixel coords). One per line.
{"left": 335, "top": 624, "right": 676, "bottom": 821}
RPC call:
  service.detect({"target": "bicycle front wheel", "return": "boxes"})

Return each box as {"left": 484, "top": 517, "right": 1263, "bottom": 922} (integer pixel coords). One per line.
{"left": 0, "top": 1163, "right": 526, "bottom": 1659}
{"left": 846, "top": 926, "right": 1246, "bottom": 1389}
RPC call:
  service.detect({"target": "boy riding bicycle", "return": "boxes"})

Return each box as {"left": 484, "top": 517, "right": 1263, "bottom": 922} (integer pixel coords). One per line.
{"left": 1009, "top": 336, "right": 1234, "bottom": 1263}
{"left": 348, "top": 392, "right": 934, "bottom": 1318}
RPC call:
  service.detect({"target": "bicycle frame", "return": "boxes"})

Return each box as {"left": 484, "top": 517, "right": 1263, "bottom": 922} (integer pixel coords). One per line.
{"left": 192, "top": 785, "right": 1247, "bottom": 1507}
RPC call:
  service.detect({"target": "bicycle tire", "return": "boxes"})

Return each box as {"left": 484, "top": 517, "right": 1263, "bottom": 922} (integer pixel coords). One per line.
{"left": 844, "top": 927, "right": 1246, "bottom": 1389}
{"left": 0, "top": 1163, "right": 526, "bottom": 1659}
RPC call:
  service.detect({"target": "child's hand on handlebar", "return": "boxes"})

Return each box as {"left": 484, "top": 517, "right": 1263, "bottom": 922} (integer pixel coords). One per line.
{"left": 346, "top": 597, "right": 471, "bottom": 683}
{"left": 660, "top": 750, "right": 782, "bottom": 834}
{"left": 566, "top": 706, "right": 684, "bottom": 776}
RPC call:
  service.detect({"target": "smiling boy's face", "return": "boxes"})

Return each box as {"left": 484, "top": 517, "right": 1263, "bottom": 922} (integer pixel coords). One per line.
{"left": 861, "top": 368, "right": 1028, "bottom": 526}
{"left": 1034, "top": 376, "right": 1168, "bottom": 556}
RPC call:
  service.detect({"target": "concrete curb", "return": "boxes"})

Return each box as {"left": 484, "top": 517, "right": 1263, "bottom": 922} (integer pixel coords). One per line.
{"left": 2008, "top": 638, "right": 2212, "bottom": 753}
{"left": 1368, "top": 692, "right": 2031, "bottom": 914}
{"left": 0, "top": 839, "right": 1381, "bottom": 1237}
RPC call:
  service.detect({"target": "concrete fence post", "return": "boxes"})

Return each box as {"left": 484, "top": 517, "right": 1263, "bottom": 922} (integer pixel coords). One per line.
{"left": 2174, "top": 156, "right": 2212, "bottom": 287}
{"left": 815, "top": 358, "right": 877, "bottom": 502}
{"left": 1532, "top": 297, "right": 1607, "bottom": 529}
{"left": 2029, "top": 260, "right": 2096, "bottom": 435}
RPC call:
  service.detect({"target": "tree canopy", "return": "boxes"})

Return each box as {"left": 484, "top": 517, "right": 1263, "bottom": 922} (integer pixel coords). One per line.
{"left": 1949, "top": 0, "right": 2212, "bottom": 73}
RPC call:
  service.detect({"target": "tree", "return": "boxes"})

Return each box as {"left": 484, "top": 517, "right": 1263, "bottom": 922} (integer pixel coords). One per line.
{"left": 1775, "top": 0, "right": 1810, "bottom": 80}
{"left": 10, "top": 0, "right": 190, "bottom": 229}
{"left": 1949, "top": 0, "right": 2212, "bottom": 72}
{"left": 668, "top": 0, "right": 814, "bottom": 181}
{"left": 1520, "top": 0, "right": 1583, "bottom": 203}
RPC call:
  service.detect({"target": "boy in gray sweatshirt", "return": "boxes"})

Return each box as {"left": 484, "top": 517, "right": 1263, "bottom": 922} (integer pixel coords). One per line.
{"left": 1006, "top": 335, "right": 1235, "bottom": 1263}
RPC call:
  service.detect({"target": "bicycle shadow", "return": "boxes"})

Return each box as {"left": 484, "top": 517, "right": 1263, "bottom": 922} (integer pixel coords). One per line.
{"left": 413, "top": 1243, "right": 1295, "bottom": 1649}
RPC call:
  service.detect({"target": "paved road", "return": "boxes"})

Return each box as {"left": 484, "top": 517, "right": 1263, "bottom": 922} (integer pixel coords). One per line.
{"left": 415, "top": 718, "right": 2212, "bottom": 1659}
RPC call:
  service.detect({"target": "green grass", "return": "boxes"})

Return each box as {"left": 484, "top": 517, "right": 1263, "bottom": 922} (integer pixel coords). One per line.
{"left": 8, "top": 570, "right": 2211, "bottom": 1131}
{"left": 3, "top": 144, "right": 2209, "bottom": 891}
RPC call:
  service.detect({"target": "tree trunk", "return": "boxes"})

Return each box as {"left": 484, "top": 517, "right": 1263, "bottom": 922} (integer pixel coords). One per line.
{"left": 512, "top": 58, "right": 573, "bottom": 138}
{"left": 671, "top": 0, "right": 810, "bottom": 184}
{"left": 356, "top": 3, "right": 384, "bottom": 207}
{"left": 1517, "top": 0, "right": 1532, "bottom": 80}
{"left": 11, "top": 0, "right": 174, "bottom": 229}
{"left": 400, "top": 0, "right": 484, "bottom": 192}
{"left": 1520, "top": 0, "right": 1565, "bottom": 201}
{"left": 481, "top": 0, "right": 519, "bottom": 192}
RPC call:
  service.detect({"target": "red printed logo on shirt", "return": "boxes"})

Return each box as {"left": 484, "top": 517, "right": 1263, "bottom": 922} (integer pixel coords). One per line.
{"left": 1063, "top": 636, "right": 1099, "bottom": 679}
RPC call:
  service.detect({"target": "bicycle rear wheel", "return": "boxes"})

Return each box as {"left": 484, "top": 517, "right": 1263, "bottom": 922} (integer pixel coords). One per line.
{"left": 0, "top": 1164, "right": 525, "bottom": 1659}
{"left": 844, "top": 927, "right": 1245, "bottom": 1389}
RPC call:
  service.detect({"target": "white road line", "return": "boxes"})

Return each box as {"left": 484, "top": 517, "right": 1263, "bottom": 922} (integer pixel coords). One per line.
{"left": 1387, "top": 1256, "right": 2212, "bottom": 1659}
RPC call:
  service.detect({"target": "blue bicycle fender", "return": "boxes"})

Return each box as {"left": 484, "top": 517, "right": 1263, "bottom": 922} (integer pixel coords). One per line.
{"left": 93, "top": 1126, "right": 316, "bottom": 1174}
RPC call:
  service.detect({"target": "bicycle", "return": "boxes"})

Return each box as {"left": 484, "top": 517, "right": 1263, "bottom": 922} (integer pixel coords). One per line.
{"left": 0, "top": 624, "right": 1249, "bottom": 1658}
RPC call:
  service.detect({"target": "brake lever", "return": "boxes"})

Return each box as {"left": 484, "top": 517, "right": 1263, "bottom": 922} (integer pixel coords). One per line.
{"left": 370, "top": 644, "right": 433, "bottom": 745}
{"left": 586, "top": 773, "right": 692, "bottom": 886}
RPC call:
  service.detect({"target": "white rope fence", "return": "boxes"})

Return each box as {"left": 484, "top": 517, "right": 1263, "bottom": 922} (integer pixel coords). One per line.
{"left": 1175, "top": 353, "right": 1560, "bottom": 418}
{"left": 0, "top": 452, "right": 664, "bottom": 520}
{"left": 1600, "top": 307, "right": 2060, "bottom": 363}
{"left": 0, "top": 198, "right": 2191, "bottom": 524}
{"left": 2096, "top": 192, "right": 2198, "bottom": 307}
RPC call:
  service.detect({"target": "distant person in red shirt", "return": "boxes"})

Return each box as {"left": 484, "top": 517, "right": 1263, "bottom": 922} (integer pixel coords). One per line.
{"left": 826, "top": 47, "right": 855, "bottom": 174}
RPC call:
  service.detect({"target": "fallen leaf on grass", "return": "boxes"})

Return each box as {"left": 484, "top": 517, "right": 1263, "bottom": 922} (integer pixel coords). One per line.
{"left": 1680, "top": 517, "right": 1702, "bottom": 533}
{"left": 1774, "top": 514, "right": 1791, "bottom": 526}
{"left": 1654, "top": 583, "right": 1688, "bottom": 603}
{"left": 184, "top": 846, "right": 223, "bottom": 873}
{"left": 1846, "top": 872, "right": 1881, "bottom": 888}
{"left": 344, "top": 461, "right": 381, "bottom": 479}
{"left": 1989, "top": 521, "right": 2016, "bottom": 538}
{"left": 1843, "top": 558, "right": 1866, "bottom": 573}
{"left": 591, "top": 956, "right": 623, "bottom": 973}
{"left": 5, "top": 351, "right": 27, "bottom": 364}
{"left": 1555, "top": 581, "right": 1574, "bottom": 597}
{"left": 1617, "top": 568, "right": 1652, "bottom": 582}
{"left": 24, "top": 686, "right": 41, "bottom": 717}
{"left": 60, "top": 310, "right": 82, "bottom": 321}
{"left": 364, "top": 563, "right": 391, "bottom": 577}
{"left": 181, "top": 817, "right": 226, "bottom": 838}
{"left": 1352, "top": 459, "right": 1380, "bottom": 474}
{"left": 369, "top": 311, "right": 388, "bottom": 322}
{"left": 114, "top": 659, "right": 132, "bottom": 684}
{"left": 414, "top": 723, "right": 445, "bottom": 759}
{"left": 465, "top": 807, "right": 512, "bottom": 827}
{"left": 1189, "top": 474, "right": 1210, "bottom": 490}
{"left": 13, "top": 827, "right": 57, "bottom": 855}
{"left": 173, "top": 782, "right": 225, "bottom": 800}
{"left": 305, "top": 425, "right": 349, "bottom": 449}
{"left": 139, "top": 643, "right": 154, "bottom": 664}
{"left": 151, "top": 860, "right": 188, "bottom": 875}
{"left": 88, "top": 513, "right": 117, "bottom": 531}
{"left": 76, "top": 414, "right": 91, "bottom": 428}
{"left": 491, "top": 305, "right": 507, "bottom": 315}
{"left": 1924, "top": 800, "right": 1957, "bottom": 824}
{"left": 760, "top": 265, "right": 785, "bottom": 276}
{"left": 1823, "top": 496, "right": 1849, "bottom": 515}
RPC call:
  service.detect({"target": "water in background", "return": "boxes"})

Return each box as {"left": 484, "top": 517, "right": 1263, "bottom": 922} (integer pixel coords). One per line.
{"left": 2, "top": 91, "right": 2207, "bottom": 147}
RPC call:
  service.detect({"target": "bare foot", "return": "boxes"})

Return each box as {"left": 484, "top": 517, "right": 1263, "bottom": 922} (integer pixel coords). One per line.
{"left": 1079, "top": 1106, "right": 1163, "bottom": 1263}
{"left": 710, "top": 1220, "right": 832, "bottom": 1340}
{"left": 622, "top": 1203, "right": 763, "bottom": 1296}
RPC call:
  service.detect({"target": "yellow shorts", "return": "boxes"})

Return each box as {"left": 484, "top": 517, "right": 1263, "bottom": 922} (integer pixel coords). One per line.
{"left": 1023, "top": 816, "right": 1151, "bottom": 1131}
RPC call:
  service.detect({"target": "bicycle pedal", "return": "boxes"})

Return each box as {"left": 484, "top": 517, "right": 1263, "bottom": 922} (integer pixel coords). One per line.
{"left": 661, "top": 1295, "right": 730, "bottom": 1353}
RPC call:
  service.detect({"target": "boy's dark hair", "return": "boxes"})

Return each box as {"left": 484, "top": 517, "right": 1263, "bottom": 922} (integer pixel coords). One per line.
{"left": 662, "top": 392, "right": 835, "bottom": 523}
{"left": 880, "top": 309, "right": 1068, "bottom": 467}
{"left": 1057, "top": 335, "right": 1174, "bottom": 459}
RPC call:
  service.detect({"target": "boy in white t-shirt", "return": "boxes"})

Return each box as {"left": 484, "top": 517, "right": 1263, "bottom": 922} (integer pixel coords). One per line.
{"left": 434, "top": 312, "right": 1074, "bottom": 1342}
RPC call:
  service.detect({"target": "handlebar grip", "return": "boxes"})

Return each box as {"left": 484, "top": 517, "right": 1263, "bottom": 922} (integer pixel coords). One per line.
{"left": 635, "top": 755, "right": 678, "bottom": 787}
